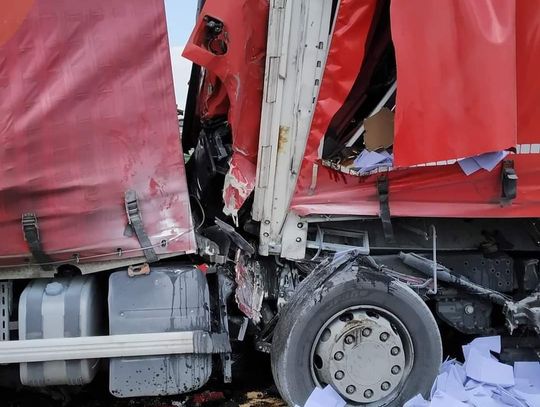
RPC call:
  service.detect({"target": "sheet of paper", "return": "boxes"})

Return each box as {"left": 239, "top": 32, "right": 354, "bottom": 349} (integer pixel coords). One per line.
{"left": 473, "top": 151, "right": 509, "bottom": 171}
{"left": 430, "top": 390, "right": 469, "bottom": 407}
{"left": 304, "top": 385, "right": 346, "bottom": 407}
{"left": 458, "top": 151, "right": 509, "bottom": 175}
{"left": 403, "top": 394, "right": 429, "bottom": 407}
{"left": 510, "top": 386, "right": 540, "bottom": 406}
{"left": 514, "top": 361, "right": 540, "bottom": 388}
{"left": 468, "top": 395, "right": 507, "bottom": 406}
{"left": 458, "top": 157, "right": 482, "bottom": 175}
{"left": 463, "top": 336, "right": 501, "bottom": 359}
{"left": 465, "top": 348, "right": 514, "bottom": 387}
{"left": 431, "top": 365, "right": 469, "bottom": 402}
{"left": 353, "top": 150, "right": 393, "bottom": 173}
{"left": 466, "top": 383, "right": 494, "bottom": 399}
{"left": 492, "top": 386, "right": 527, "bottom": 407}
{"left": 440, "top": 358, "right": 460, "bottom": 374}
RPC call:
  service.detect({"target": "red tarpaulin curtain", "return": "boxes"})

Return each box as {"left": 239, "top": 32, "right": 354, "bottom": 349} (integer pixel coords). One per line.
{"left": 391, "top": 0, "right": 517, "bottom": 167}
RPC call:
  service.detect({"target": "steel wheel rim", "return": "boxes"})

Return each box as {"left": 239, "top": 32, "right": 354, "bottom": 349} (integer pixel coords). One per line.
{"left": 310, "top": 305, "right": 414, "bottom": 405}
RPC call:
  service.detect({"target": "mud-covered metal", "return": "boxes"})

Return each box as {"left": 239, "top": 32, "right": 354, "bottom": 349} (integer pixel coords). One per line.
{"left": 0, "top": 0, "right": 196, "bottom": 268}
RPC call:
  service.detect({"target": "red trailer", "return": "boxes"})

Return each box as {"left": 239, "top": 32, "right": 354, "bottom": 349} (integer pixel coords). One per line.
{"left": 0, "top": 0, "right": 539, "bottom": 405}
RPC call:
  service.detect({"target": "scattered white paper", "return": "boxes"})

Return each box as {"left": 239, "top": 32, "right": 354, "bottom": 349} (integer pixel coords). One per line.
{"left": 430, "top": 390, "right": 469, "bottom": 407}
{"left": 468, "top": 395, "right": 508, "bottom": 407}
{"left": 459, "top": 157, "right": 482, "bottom": 176}
{"left": 458, "top": 151, "right": 509, "bottom": 176}
{"left": 514, "top": 362, "right": 540, "bottom": 389}
{"left": 463, "top": 336, "right": 501, "bottom": 359}
{"left": 510, "top": 387, "right": 540, "bottom": 406}
{"left": 465, "top": 348, "right": 515, "bottom": 387}
{"left": 404, "top": 394, "right": 430, "bottom": 407}
{"left": 304, "top": 385, "right": 346, "bottom": 407}
{"left": 353, "top": 149, "right": 393, "bottom": 173}
{"left": 474, "top": 151, "right": 510, "bottom": 171}
{"left": 492, "top": 386, "right": 527, "bottom": 407}
{"left": 406, "top": 335, "right": 540, "bottom": 407}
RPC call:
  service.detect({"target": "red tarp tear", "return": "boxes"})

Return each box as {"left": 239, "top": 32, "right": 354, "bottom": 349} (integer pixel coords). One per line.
{"left": 0, "top": 0, "right": 196, "bottom": 266}
{"left": 291, "top": 0, "right": 540, "bottom": 219}
{"left": 296, "top": 0, "right": 378, "bottom": 192}
{"left": 183, "top": 0, "right": 268, "bottom": 218}
{"left": 391, "top": 0, "right": 517, "bottom": 167}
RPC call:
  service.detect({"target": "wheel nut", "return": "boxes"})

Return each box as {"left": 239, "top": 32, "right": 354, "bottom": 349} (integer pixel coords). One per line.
{"left": 346, "top": 385, "right": 356, "bottom": 395}
{"left": 380, "top": 332, "right": 389, "bottom": 342}
{"left": 391, "top": 365, "right": 401, "bottom": 375}
{"left": 381, "top": 381, "right": 391, "bottom": 391}
{"left": 391, "top": 346, "right": 400, "bottom": 356}
{"left": 362, "top": 328, "right": 372, "bottom": 337}
{"left": 334, "top": 351, "right": 344, "bottom": 361}
{"left": 334, "top": 370, "right": 344, "bottom": 380}
{"left": 344, "top": 335, "right": 355, "bottom": 344}
{"left": 363, "top": 389, "right": 373, "bottom": 398}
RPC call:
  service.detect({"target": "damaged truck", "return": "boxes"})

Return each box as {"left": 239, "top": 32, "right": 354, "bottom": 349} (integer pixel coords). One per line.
{"left": 1, "top": 0, "right": 540, "bottom": 406}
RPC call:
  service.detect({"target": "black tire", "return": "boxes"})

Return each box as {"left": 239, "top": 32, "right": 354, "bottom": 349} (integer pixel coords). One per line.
{"left": 271, "top": 265, "right": 442, "bottom": 406}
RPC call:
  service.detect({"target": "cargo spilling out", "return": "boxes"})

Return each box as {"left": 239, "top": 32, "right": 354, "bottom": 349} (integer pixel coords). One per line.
{"left": 1, "top": 1, "right": 540, "bottom": 406}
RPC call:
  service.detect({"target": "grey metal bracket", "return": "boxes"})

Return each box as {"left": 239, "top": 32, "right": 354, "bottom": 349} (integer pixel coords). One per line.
{"left": 124, "top": 190, "right": 158, "bottom": 263}
{"left": 217, "top": 272, "right": 234, "bottom": 383}
{"left": 0, "top": 281, "right": 12, "bottom": 341}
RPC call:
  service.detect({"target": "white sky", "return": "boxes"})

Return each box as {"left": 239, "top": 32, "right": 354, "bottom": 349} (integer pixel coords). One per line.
{"left": 164, "top": 0, "right": 198, "bottom": 109}
{"left": 169, "top": 46, "right": 193, "bottom": 109}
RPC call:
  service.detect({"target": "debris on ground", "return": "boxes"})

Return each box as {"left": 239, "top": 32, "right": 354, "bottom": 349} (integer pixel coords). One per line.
{"left": 405, "top": 336, "right": 540, "bottom": 406}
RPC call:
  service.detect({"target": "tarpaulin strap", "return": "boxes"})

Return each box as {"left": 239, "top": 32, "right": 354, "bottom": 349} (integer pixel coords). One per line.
{"left": 124, "top": 190, "right": 159, "bottom": 263}
{"left": 377, "top": 176, "right": 395, "bottom": 242}
{"left": 501, "top": 160, "right": 518, "bottom": 206}
{"left": 21, "top": 213, "right": 53, "bottom": 271}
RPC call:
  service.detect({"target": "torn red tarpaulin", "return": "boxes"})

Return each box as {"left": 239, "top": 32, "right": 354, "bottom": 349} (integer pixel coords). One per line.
{"left": 291, "top": 0, "right": 540, "bottom": 219}
{"left": 291, "top": 153, "right": 540, "bottom": 218}
{"left": 0, "top": 0, "right": 196, "bottom": 266}
{"left": 391, "top": 0, "right": 517, "bottom": 167}
{"left": 296, "top": 0, "right": 378, "bottom": 192}
{"left": 183, "top": 0, "right": 268, "bottom": 218}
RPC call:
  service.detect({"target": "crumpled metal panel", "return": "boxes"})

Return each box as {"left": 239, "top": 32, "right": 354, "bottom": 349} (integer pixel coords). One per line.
{"left": 0, "top": 0, "right": 196, "bottom": 266}
{"left": 183, "top": 0, "right": 268, "bottom": 217}
{"left": 223, "top": 155, "right": 256, "bottom": 221}
{"left": 391, "top": 0, "right": 517, "bottom": 167}
{"left": 296, "top": 0, "right": 378, "bottom": 192}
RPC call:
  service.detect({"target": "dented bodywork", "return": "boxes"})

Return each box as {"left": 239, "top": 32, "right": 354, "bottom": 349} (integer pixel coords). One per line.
{"left": 183, "top": 0, "right": 269, "bottom": 218}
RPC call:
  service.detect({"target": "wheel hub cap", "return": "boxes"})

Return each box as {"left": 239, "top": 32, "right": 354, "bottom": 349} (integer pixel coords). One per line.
{"left": 312, "top": 309, "right": 411, "bottom": 404}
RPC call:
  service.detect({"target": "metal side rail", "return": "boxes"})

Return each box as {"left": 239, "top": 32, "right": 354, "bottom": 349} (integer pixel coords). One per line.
{"left": 0, "top": 331, "right": 230, "bottom": 364}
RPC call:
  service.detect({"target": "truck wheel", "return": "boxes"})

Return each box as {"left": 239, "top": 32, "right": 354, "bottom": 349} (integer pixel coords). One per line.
{"left": 271, "top": 266, "right": 442, "bottom": 406}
